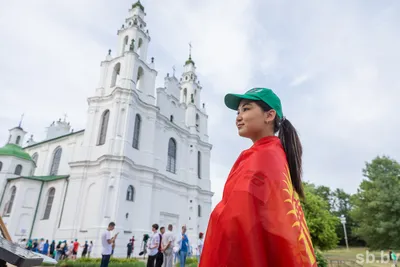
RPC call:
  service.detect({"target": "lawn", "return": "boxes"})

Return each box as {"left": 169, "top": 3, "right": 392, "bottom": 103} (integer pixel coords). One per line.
{"left": 324, "top": 247, "right": 396, "bottom": 267}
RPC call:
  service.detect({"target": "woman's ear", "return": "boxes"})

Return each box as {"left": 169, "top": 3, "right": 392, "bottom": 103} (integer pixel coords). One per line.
{"left": 265, "top": 109, "right": 277, "bottom": 124}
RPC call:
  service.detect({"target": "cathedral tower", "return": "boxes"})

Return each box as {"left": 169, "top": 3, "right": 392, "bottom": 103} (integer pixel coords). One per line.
{"left": 179, "top": 48, "right": 204, "bottom": 134}
{"left": 95, "top": 0, "right": 157, "bottom": 98}
{"left": 82, "top": 1, "right": 158, "bottom": 157}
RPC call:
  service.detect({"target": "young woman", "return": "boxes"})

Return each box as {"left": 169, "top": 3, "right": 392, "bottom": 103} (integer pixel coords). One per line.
{"left": 200, "top": 88, "right": 317, "bottom": 267}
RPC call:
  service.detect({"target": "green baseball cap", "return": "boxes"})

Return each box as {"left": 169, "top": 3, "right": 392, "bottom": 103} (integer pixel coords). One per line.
{"left": 224, "top": 87, "right": 283, "bottom": 119}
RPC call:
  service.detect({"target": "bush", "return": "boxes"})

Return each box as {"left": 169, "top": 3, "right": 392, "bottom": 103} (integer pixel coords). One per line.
{"left": 44, "top": 258, "right": 144, "bottom": 267}
{"left": 315, "top": 250, "right": 328, "bottom": 267}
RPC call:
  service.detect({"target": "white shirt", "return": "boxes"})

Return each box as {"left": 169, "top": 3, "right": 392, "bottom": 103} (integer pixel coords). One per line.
{"left": 162, "top": 231, "right": 175, "bottom": 250}
{"left": 101, "top": 230, "right": 112, "bottom": 255}
{"left": 147, "top": 232, "right": 160, "bottom": 256}
{"left": 197, "top": 238, "right": 204, "bottom": 249}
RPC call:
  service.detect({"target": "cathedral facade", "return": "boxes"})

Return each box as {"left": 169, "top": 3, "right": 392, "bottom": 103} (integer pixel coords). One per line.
{"left": 0, "top": 1, "right": 213, "bottom": 257}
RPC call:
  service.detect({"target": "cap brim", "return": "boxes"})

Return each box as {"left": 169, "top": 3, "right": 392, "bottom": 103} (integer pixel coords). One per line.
{"left": 224, "top": 93, "right": 260, "bottom": 110}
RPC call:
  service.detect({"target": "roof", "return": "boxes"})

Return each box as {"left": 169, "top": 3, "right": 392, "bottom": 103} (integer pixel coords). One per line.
{"left": 7, "top": 175, "right": 69, "bottom": 182}
{"left": 24, "top": 129, "right": 84, "bottom": 149}
{"left": 185, "top": 56, "right": 195, "bottom": 66}
{"left": 132, "top": 1, "right": 145, "bottom": 11}
{"left": 0, "top": 143, "right": 33, "bottom": 161}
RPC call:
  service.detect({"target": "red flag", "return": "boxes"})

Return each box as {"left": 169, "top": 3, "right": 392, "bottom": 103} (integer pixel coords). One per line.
{"left": 200, "top": 136, "right": 317, "bottom": 267}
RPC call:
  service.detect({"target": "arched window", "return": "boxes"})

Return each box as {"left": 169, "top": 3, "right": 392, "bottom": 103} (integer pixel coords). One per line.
{"left": 105, "top": 186, "right": 114, "bottom": 217}
{"left": 198, "top": 205, "right": 202, "bottom": 217}
{"left": 136, "top": 67, "right": 144, "bottom": 90}
{"left": 138, "top": 38, "right": 143, "bottom": 54}
{"left": 43, "top": 187, "right": 55, "bottom": 220}
{"left": 14, "top": 165, "right": 22, "bottom": 175}
{"left": 132, "top": 114, "right": 141, "bottom": 149}
{"left": 170, "top": 115, "right": 174, "bottom": 122}
{"left": 126, "top": 185, "right": 135, "bottom": 202}
{"left": 122, "top": 36, "right": 129, "bottom": 53}
{"left": 49, "top": 147, "right": 62, "bottom": 175}
{"left": 0, "top": 161, "right": 2, "bottom": 172}
{"left": 32, "top": 153, "right": 39, "bottom": 165}
{"left": 197, "top": 151, "right": 201, "bottom": 179}
{"left": 167, "top": 138, "right": 177, "bottom": 173}
{"left": 5, "top": 186, "right": 16, "bottom": 215}
{"left": 183, "top": 88, "right": 187, "bottom": 103}
{"left": 98, "top": 110, "right": 110, "bottom": 146}
{"left": 196, "top": 114, "right": 200, "bottom": 131}
{"left": 16, "top": 136, "right": 21, "bottom": 145}
{"left": 111, "top": 63, "right": 121, "bottom": 87}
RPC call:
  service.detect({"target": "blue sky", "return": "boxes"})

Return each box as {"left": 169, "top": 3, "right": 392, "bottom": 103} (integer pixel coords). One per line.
{"left": 1, "top": 0, "right": 399, "bottom": 207}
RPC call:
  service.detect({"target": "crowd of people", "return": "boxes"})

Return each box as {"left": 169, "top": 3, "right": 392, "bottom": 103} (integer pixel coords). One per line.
{"left": 99, "top": 222, "right": 204, "bottom": 267}
{"left": 141, "top": 224, "right": 203, "bottom": 267}
{"left": 18, "top": 238, "right": 93, "bottom": 260}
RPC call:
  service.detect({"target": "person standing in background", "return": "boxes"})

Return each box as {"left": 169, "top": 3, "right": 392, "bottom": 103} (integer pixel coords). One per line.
{"left": 81, "top": 241, "right": 89, "bottom": 258}
{"left": 49, "top": 241, "right": 56, "bottom": 258}
{"left": 177, "top": 226, "right": 189, "bottom": 267}
{"left": 72, "top": 239, "right": 79, "bottom": 259}
{"left": 100, "top": 222, "right": 118, "bottom": 267}
{"left": 197, "top": 233, "right": 204, "bottom": 263}
{"left": 146, "top": 224, "right": 160, "bottom": 267}
{"left": 161, "top": 224, "right": 175, "bottom": 267}
{"left": 88, "top": 241, "right": 93, "bottom": 258}
{"left": 42, "top": 240, "right": 49, "bottom": 256}
{"left": 127, "top": 239, "right": 133, "bottom": 258}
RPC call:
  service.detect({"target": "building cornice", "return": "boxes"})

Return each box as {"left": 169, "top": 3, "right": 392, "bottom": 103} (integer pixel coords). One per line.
{"left": 69, "top": 155, "right": 214, "bottom": 196}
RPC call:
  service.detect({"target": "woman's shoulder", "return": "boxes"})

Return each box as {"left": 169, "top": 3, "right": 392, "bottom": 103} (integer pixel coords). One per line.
{"left": 250, "top": 143, "right": 285, "bottom": 164}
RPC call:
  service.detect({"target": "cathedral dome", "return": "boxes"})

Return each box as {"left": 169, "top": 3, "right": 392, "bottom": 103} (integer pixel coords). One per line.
{"left": 0, "top": 143, "right": 33, "bottom": 161}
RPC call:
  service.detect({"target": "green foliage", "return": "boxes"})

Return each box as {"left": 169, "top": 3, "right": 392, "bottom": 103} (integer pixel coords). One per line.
{"left": 174, "top": 257, "right": 198, "bottom": 267}
{"left": 302, "top": 184, "right": 340, "bottom": 250}
{"left": 51, "top": 258, "right": 144, "bottom": 267}
{"left": 351, "top": 156, "right": 400, "bottom": 250}
{"left": 315, "top": 250, "right": 328, "bottom": 267}
{"left": 305, "top": 182, "right": 365, "bottom": 247}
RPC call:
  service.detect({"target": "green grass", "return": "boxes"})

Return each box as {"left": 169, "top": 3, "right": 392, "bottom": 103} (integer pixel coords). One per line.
{"left": 324, "top": 247, "right": 395, "bottom": 267}
{"left": 174, "top": 257, "right": 198, "bottom": 267}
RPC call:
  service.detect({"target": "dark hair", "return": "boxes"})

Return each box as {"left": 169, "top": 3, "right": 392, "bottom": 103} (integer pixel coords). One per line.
{"left": 109, "top": 222, "right": 116, "bottom": 227}
{"left": 152, "top": 223, "right": 159, "bottom": 230}
{"left": 254, "top": 100, "right": 305, "bottom": 199}
{"left": 199, "top": 232, "right": 204, "bottom": 239}
{"left": 160, "top": 226, "right": 165, "bottom": 231}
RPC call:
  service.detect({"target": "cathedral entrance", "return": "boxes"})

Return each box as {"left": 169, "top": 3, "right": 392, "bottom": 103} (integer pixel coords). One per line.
{"left": 159, "top": 212, "right": 179, "bottom": 231}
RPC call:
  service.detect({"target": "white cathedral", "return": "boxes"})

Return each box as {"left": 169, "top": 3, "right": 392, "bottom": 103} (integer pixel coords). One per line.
{"left": 0, "top": 1, "right": 213, "bottom": 257}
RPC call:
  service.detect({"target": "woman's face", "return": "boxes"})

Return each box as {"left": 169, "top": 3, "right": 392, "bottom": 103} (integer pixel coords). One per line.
{"left": 236, "top": 100, "right": 275, "bottom": 142}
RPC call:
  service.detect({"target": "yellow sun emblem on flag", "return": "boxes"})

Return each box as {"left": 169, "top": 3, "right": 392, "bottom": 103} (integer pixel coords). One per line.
{"left": 283, "top": 166, "right": 316, "bottom": 266}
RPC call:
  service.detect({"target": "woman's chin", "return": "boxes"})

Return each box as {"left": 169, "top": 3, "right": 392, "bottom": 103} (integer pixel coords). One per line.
{"left": 238, "top": 128, "right": 248, "bottom": 137}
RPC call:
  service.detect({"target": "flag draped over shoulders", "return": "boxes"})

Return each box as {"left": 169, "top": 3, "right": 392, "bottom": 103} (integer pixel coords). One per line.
{"left": 200, "top": 136, "right": 317, "bottom": 267}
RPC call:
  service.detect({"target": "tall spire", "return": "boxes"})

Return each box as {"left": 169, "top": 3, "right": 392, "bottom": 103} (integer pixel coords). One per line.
{"left": 18, "top": 113, "right": 24, "bottom": 128}
{"left": 185, "top": 42, "right": 195, "bottom": 66}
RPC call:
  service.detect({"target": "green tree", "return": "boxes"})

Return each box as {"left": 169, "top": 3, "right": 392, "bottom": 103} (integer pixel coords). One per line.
{"left": 351, "top": 156, "right": 400, "bottom": 250}
{"left": 314, "top": 185, "right": 333, "bottom": 209}
{"left": 302, "top": 184, "right": 339, "bottom": 250}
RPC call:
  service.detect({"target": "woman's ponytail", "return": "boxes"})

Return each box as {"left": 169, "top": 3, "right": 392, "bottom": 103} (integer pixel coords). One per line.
{"left": 278, "top": 117, "right": 305, "bottom": 199}
{"left": 254, "top": 100, "right": 305, "bottom": 199}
